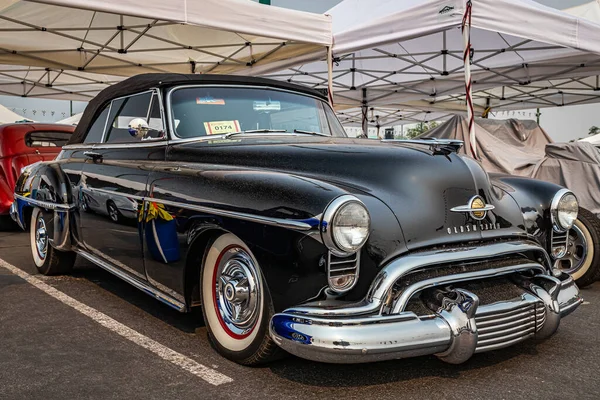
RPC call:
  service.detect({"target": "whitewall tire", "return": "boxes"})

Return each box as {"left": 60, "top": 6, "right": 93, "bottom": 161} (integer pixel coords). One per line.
{"left": 200, "top": 233, "right": 279, "bottom": 365}
{"left": 30, "top": 207, "right": 76, "bottom": 275}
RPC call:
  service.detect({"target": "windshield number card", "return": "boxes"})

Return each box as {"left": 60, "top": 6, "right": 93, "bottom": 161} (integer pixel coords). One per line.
{"left": 204, "top": 120, "right": 241, "bottom": 135}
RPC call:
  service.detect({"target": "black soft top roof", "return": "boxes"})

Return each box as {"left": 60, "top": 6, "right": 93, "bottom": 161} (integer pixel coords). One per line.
{"left": 69, "top": 73, "right": 327, "bottom": 144}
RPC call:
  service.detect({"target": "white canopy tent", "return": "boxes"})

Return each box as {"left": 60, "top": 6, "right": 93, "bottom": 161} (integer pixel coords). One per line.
{"left": 580, "top": 134, "right": 600, "bottom": 145}
{"left": 0, "top": 0, "right": 332, "bottom": 100}
{"left": 566, "top": 0, "right": 600, "bottom": 20}
{"left": 268, "top": 0, "right": 600, "bottom": 153}
{"left": 56, "top": 112, "right": 82, "bottom": 125}
{"left": 0, "top": 103, "right": 30, "bottom": 123}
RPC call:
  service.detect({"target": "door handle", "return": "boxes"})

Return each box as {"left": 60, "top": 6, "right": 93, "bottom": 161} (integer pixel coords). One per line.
{"left": 83, "top": 151, "right": 102, "bottom": 160}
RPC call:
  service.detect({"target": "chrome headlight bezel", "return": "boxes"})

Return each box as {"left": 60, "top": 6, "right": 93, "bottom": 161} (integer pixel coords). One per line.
{"left": 321, "top": 195, "right": 371, "bottom": 257}
{"left": 550, "top": 189, "right": 578, "bottom": 232}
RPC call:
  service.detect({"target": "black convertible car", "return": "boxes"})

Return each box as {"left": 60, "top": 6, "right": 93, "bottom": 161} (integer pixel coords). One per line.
{"left": 12, "top": 74, "right": 582, "bottom": 366}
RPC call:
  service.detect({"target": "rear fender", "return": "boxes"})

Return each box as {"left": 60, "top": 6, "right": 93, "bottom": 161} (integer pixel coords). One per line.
{"left": 13, "top": 162, "right": 74, "bottom": 251}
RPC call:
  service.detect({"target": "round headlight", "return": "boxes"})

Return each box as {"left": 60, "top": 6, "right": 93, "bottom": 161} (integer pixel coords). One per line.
{"left": 322, "top": 196, "right": 371, "bottom": 255}
{"left": 551, "top": 190, "right": 578, "bottom": 231}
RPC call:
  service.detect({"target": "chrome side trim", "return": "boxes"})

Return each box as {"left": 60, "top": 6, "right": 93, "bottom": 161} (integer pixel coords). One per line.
{"left": 64, "top": 142, "right": 168, "bottom": 150}
{"left": 157, "top": 198, "right": 316, "bottom": 232}
{"left": 75, "top": 248, "right": 186, "bottom": 312}
{"left": 86, "top": 187, "right": 145, "bottom": 201}
{"left": 14, "top": 194, "right": 74, "bottom": 211}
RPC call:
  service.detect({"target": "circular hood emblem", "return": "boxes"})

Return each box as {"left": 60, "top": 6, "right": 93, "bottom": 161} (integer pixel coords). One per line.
{"left": 470, "top": 196, "right": 487, "bottom": 220}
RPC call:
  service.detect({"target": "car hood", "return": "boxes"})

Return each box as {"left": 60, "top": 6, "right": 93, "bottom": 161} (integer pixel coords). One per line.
{"left": 168, "top": 137, "right": 527, "bottom": 249}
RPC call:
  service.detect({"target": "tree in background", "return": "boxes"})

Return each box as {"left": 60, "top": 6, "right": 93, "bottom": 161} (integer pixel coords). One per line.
{"left": 402, "top": 121, "right": 439, "bottom": 139}
{"left": 589, "top": 126, "right": 599, "bottom": 136}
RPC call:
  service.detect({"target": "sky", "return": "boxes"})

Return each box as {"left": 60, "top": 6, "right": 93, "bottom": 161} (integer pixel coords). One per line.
{"left": 1, "top": 0, "right": 597, "bottom": 141}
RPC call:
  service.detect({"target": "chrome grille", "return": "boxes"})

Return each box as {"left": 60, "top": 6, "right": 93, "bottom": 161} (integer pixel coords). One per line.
{"left": 550, "top": 230, "right": 568, "bottom": 258}
{"left": 328, "top": 252, "right": 359, "bottom": 279}
{"left": 474, "top": 294, "right": 545, "bottom": 353}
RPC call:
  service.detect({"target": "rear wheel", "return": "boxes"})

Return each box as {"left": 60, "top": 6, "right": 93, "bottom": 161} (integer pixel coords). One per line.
{"left": 30, "top": 207, "right": 76, "bottom": 275}
{"left": 557, "top": 207, "right": 600, "bottom": 288}
{"left": 107, "top": 200, "right": 121, "bottom": 223}
{"left": 200, "top": 233, "right": 279, "bottom": 365}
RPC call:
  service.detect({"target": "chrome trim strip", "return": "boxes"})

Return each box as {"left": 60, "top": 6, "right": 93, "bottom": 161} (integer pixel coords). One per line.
{"left": 450, "top": 205, "right": 496, "bottom": 213}
{"left": 14, "top": 194, "right": 74, "bottom": 211}
{"left": 83, "top": 244, "right": 147, "bottom": 281}
{"left": 64, "top": 142, "right": 168, "bottom": 150}
{"left": 86, "top": 187, "right": 145, "bottom": 201}
{"left": 99, "top": 99, "right": 113, "bottom": 144}
{"left": 157, "top": 198, "right": 316, "bottom": 231}
{"left": 75, "top": 248, "right": 186, "bottom": 312}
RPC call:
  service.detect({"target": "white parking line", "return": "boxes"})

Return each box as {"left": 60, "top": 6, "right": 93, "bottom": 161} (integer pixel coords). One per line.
{"left": 0, "top": 258, "right": 233, "bottom": 386}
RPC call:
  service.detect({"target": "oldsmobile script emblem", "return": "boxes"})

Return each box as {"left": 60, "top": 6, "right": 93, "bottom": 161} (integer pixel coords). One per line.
{"left": 450, "top": 195, "right": 495, "bottom": 221}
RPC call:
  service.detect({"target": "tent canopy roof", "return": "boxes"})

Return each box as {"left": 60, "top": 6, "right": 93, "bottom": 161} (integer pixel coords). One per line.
{"left": 0, "top": 0, "right": 331, "bottom": 100}
{"left": 270, "top": 0, "right": 600, "bottom": 113}
{"left": 0, "top": 103, "right": 29, "bottom": 124}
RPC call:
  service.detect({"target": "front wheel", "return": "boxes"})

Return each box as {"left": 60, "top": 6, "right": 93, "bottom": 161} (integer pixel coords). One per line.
{"left": 557, "top": 207, "right": 600, "bottom": 288}
{"left": 200, "top": 233, "right": 279, "bottom": 365}
{"left": 30, "top": 207, "right": 76, "bottom": 275}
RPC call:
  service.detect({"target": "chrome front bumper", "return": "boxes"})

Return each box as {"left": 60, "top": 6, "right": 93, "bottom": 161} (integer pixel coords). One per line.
{"left": 270, "top": 241, "right": 582, "bottom": 364}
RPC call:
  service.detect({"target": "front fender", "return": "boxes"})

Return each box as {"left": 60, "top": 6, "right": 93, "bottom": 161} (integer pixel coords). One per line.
{"left": 490, "top": 174, "right": 566, "bottom": 247}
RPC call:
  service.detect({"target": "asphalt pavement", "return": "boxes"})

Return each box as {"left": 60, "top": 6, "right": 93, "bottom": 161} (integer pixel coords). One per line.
{"left": 1, "top": 229, "right": 599, "bottom": 400}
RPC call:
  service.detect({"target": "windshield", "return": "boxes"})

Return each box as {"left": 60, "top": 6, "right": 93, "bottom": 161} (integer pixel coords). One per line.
{"left": 169, "top": 86, "right": 347, "bottom": 138}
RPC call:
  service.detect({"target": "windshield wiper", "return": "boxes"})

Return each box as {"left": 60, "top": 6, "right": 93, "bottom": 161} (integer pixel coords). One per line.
{"left": 293, "top": 129, "right": 329, "bottom": 137}
{"left": 224, "top": 129, "right": 288, "bottom": 139}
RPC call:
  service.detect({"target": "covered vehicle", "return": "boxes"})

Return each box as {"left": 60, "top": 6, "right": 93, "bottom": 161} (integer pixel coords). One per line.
{"left": 0, "top": 123, "right": 73, "bottom": 229}
{"left": 420, "top": 116, "right": 600, "bottom": 287}
{"left": 12, "top": 74, "right": 581, "bottom": 366}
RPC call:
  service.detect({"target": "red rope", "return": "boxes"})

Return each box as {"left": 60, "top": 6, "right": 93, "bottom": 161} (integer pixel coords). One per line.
{"left": 462, "top": 1, "right": 476, "bottom": 159}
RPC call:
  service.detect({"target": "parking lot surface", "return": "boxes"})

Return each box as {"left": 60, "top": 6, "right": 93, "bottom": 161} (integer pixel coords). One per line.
{"left": 1, "top": 229, "right": 599, "bottom": 400}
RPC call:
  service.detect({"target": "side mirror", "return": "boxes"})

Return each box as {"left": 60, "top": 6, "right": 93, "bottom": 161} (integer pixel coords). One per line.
{"left": 128, "top": 118, "right": 150, "bottom": 139}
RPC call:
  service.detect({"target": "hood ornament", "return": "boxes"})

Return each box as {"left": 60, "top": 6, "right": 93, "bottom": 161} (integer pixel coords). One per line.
{"left": 450, "top": 195, "right": 495, "bottom": 221}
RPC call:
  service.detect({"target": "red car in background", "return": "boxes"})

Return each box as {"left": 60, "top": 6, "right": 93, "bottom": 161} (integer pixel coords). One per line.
{"left": 0, "top": 123, "right": 74, "bottom": 229}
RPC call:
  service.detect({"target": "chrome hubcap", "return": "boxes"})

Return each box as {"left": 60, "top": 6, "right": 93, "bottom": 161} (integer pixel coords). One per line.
{"left": 35, "top": 216, "right": 48, "bottom": 260}
{"left": 558, "top": 224, "right": 588, "bottom": 274}
{"left": 215, "top": 249, "right": 260, "bottom": 336}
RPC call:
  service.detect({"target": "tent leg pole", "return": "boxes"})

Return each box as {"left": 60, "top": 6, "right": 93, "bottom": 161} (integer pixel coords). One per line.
{"left": 361, "top": 88, "right": 368, "bottom": 137}
{"left": 462, "top": 1, "right": 476, "bottom": 158}
{"left": 327, "top": 46, "right": 334, "bottom": 107}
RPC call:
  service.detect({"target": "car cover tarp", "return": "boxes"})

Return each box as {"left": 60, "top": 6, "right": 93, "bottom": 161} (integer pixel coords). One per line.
{"left": 421, "top": 115, "right": 600, "bottom": 216}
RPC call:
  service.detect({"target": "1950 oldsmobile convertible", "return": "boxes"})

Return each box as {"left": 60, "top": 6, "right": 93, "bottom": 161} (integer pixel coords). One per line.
{"left": 12, "top": 74, "right": 582, "bottom": 366}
